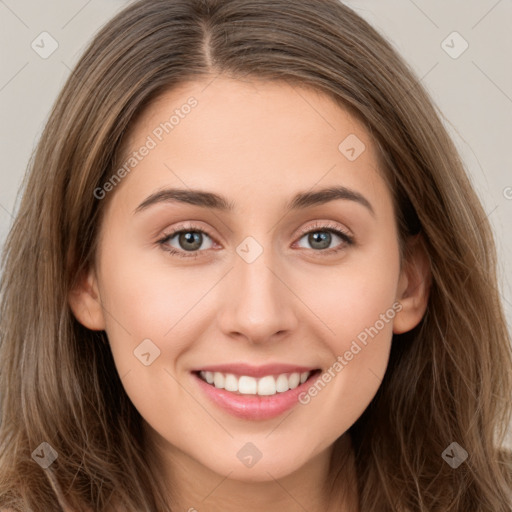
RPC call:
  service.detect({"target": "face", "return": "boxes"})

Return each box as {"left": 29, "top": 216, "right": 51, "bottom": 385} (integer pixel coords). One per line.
{"left": 70, "top": 76, "right": 427, "bottom": 483}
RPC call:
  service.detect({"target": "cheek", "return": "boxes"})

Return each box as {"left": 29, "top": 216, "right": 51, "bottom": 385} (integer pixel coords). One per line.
{"left": 296, "top": 242, "right": 401, "bottom": 353}
{"left": 96, "top": 246, "right": 204, "bottom": 435}
{"left": 293, "top": 243, "right": 400, "bottom": 421}
{"left": 99, "top": 240, "right": 212, "bottom": 344}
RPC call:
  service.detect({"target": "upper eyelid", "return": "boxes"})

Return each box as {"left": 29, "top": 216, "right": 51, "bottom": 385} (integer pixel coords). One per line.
{"left": 160, "top": 222, "right": 213, "bottom": 241}
{"left": 295, "top": 220, "right": 352, "bottom": 238}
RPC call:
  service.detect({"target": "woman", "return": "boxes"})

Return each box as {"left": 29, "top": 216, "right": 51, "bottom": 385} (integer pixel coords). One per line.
{"left": 1, "top": 0, "right": 511, "bottom": 510}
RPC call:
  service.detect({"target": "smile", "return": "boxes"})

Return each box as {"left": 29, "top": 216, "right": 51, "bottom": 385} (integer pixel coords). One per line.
{"left": 198, "top": 370, "right": 312, "bottom": 395}
{"left": 191, "top": 365, "right": 322, "bottom": 420}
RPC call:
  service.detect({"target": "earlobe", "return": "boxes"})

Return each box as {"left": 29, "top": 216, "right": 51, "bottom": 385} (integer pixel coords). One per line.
{"left": 393, "top": 235, "right": 431, "bottom": 334}
{"left": 68, "top": 268, "right": 107, "bottom": 331}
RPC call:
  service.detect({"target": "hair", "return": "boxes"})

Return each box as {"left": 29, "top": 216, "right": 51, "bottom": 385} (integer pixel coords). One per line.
{"left": 1, "top": 0, "right": 511, "bottom": 510}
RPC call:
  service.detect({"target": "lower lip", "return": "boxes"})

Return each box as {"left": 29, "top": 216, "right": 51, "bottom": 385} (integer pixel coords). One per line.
{"left": 192, "top": 371, "right": 321, "bottom": 421}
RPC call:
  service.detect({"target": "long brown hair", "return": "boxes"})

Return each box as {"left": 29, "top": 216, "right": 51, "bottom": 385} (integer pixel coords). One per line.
{"left": 1, "top": 1, "right": 511, "bottom": 510}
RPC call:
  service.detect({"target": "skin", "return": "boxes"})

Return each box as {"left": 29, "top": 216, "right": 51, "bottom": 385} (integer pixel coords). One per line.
{"left": 69, "top": 76, "right": 430, "bottom": 512}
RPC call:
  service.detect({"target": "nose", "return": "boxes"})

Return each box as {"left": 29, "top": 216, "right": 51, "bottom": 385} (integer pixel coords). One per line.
{"left": 216, "top": 244, "right": 299, "bottom": 345}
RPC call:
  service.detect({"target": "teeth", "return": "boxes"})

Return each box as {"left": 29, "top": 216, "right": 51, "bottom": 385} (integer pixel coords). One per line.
{"left": 199, "top": 370, "right": 312, "bottom": 395}
{"left": 213, "top": 372, "right": 224, "bottom": 389}
{"left": 289, "top": 372, "right": 300, "bottom": 389}
{"left": 239, "top": 376, "right": 257, "bottom": 394}
{"left": 224, "top": 373, "right": 238, "bottom": 392}
{"left": 276, "top": 374, "right": 289, "bottom": 392}
{"left": 258, "top": 376, "right": 276, "bottom": 396}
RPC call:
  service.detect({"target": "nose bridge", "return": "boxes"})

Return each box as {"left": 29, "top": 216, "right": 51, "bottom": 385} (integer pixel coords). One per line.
{"left": 218, "top": 235, "right": 297, "bottom": 342}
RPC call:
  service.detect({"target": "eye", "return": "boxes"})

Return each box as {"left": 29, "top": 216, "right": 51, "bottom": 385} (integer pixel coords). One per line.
{"left": 157, "top": 223, "right": 215, "bottom": 258}
{"left": 294, "top": 221, "right": 354, "bottom": 255}
{"left": 157, "top": 220, "right": 354, "bottom": 259}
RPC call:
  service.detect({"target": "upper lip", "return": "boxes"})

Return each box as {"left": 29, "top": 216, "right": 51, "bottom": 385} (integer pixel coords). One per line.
{"left": 192, "top": 363, "right": 319, "bottom": 378}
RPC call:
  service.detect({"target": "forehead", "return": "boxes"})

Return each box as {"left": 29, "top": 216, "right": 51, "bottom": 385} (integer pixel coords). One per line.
{"left": 106, "top": 76, "right": 387, "bottom": 217}
{"left": 121, "top": 76, "right": 375, "bottom": 163}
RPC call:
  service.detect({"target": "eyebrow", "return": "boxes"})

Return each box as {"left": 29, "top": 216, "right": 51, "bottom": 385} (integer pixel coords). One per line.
{"left": 134, "top": 185, "right": 375, "bottom": 216}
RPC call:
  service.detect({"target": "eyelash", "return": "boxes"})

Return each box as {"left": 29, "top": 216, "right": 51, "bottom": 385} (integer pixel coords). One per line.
{"left": 157, "top": 221, "right": 354, "bottom": 259}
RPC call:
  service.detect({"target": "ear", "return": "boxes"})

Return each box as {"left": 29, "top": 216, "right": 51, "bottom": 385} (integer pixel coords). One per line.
{"left": 393, "top": 234, "right": 431, "bottom": 334}
{"left": 68, "top": 267, "right": 107, "bottom": 331}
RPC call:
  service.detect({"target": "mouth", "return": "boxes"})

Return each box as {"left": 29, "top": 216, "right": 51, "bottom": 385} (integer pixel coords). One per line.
{"left": 193, "top": 368, "right": 322, "bottom": 396}
{"left": 191, "top": 365, "right": 323, "bottom": 421}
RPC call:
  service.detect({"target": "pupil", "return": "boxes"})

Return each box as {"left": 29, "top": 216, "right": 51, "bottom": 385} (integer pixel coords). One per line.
{"left": 310, "top": 231, "right": 330, "bottom": 249}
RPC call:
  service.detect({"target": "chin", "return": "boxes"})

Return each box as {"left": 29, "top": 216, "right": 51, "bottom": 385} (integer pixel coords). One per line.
{"left": 201, "top": 450, "right": 309, "bottom": 482}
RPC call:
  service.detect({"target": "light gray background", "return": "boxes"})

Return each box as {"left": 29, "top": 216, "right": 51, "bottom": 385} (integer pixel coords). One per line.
{"left": 0, "top": 1, "right": 511, "bottom": 445}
